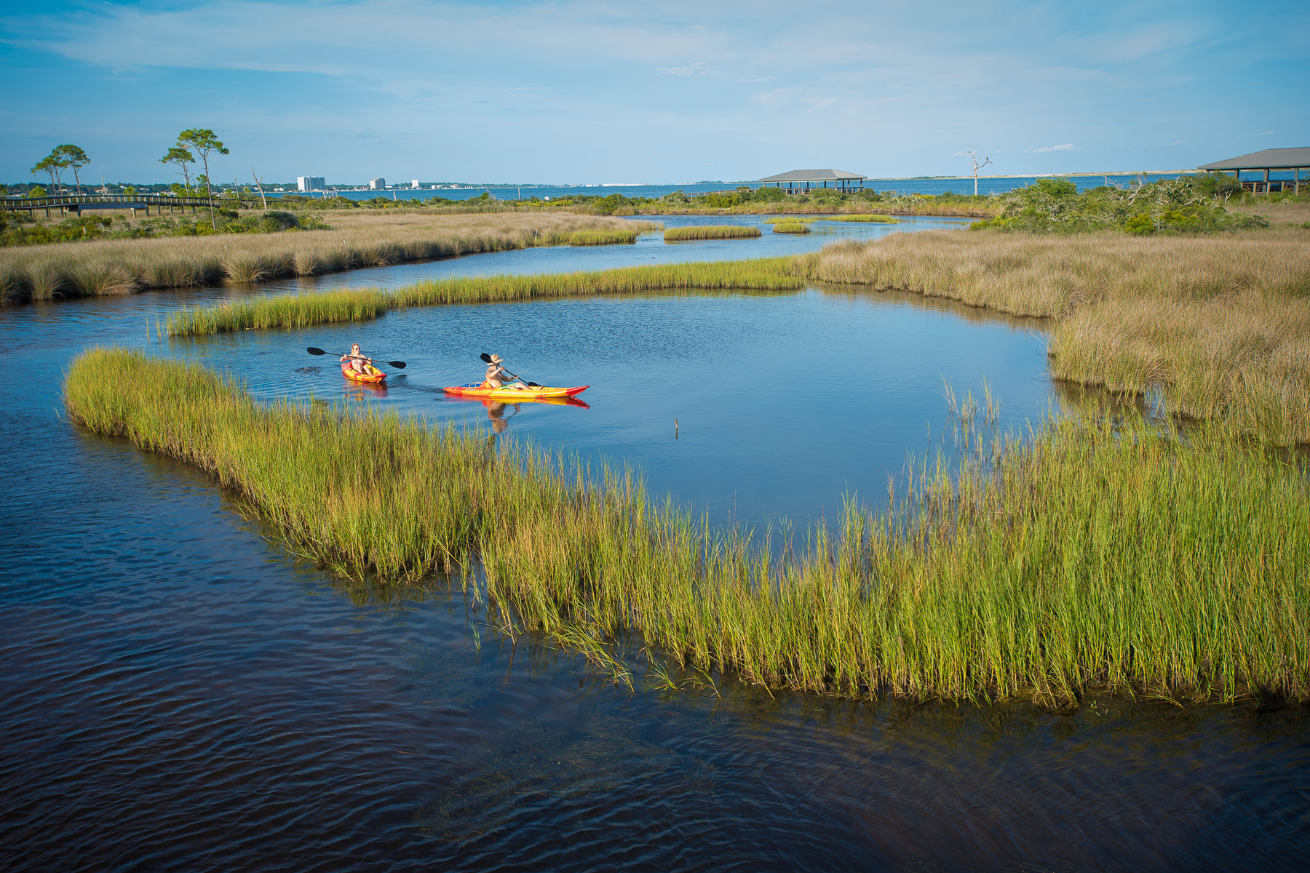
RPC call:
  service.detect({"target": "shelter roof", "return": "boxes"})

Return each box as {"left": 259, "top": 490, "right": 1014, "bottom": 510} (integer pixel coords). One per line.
{"left": 759, "top": 169, "right": 867, "bottom": 182}
{"left": 1198, "top": 148, "right": 1310, "bottom": 170}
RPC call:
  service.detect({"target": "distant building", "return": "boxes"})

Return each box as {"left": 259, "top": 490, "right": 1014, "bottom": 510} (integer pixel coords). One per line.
{"left": 297, "top": 176, "right": 325, "bottom": 192}
{"left": 758, "top": 169, "right": 867, "bottom": 194}
{"left": 369, "top": 178, "right": 386, "bottom": 190}
{"left": 1198, "top": 147, "right": 1308, "bottom": 195}
{"left": 411, "top": 179, "right": 421, "bottom": 189}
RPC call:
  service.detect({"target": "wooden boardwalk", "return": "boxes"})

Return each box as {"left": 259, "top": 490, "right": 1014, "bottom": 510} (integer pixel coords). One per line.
{"left": 1, "top": 193, "right": 266, "bottom": 218}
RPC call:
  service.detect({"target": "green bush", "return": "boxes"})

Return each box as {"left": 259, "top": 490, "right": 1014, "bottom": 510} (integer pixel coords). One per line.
{"left": 261, "top": 210, "right": 300, "bottom": 231}
{"left": 593, "top": 193, "right": 632, "bottom": 215}
{"left": 970, "top": 177, "right": 1268, "bottom": 235}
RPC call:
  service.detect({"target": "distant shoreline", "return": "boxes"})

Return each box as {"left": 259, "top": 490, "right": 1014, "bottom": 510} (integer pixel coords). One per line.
{"left": 381, "top": 171, "right": 1203, "bottom": 190}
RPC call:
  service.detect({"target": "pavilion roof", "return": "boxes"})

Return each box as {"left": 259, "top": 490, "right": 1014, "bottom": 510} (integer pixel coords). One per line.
{"left": 1198, "top": 148, "right": 1310, "bottom": 171}
{"left": 759, "top": 169, "right": 867, "bottom": 182}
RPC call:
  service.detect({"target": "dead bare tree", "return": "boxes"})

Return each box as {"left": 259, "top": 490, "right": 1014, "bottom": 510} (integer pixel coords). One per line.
{"left": 251, "top": 168, "right": 268, "bottom": 212}
{"left": 968, "top": 146, "right": 992, "bottom": 197}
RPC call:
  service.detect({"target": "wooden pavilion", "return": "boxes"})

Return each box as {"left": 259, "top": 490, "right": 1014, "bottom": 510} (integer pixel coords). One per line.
{"left": 1198, "top": 147, "right": 1309, "bottom": 194}
{"left": 758, "top": 169, "right": 867, "bottom": 194}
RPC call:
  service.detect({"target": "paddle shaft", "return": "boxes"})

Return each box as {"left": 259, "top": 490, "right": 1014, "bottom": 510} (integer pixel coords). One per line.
{"left": 306, "top": 347, "right": 406, "bottom": 369}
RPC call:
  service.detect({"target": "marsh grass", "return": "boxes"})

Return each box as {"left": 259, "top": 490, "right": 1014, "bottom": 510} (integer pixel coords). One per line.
{"left": 1227, "top": 199, "right": 1310, "bottom": 227}
{"left": 762, "top": 216, "right": 818, "bottom": 224}
{"left": 771, "top": 221, "right": 811, "bottom": 234}
{"left": 0, "top": 212, "right": 659, "bottom": 304}
{"left": 801, "top": 229, "right": 1310, "bottom": 444}
{"left": 663, "top": 226, "right": 763, "bottom": 241}
{"left": 821, "top": 214, "right": 900, "bottom": 223}
{"left": 65, "top": 348, "right": 1310, "bottom": 705}
{"left": 165, "top": 258, "right": 803, "bottom": 335}
{"left": 567, "top": 229, "right": 639, "bottom": 246}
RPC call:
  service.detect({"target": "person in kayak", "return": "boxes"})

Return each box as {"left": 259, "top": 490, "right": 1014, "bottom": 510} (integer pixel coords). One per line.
{"left": 341, "top": 343, "right": 373, "bottom": 375}
{"left": 482, "top": 354, "right": 527, "bottom": 390}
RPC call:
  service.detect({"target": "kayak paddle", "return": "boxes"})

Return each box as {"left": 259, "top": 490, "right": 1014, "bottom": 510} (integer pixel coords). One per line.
{"left": 480, "top": 352, "right": 540, "bottom": 387}
{"left": 307, "top": 347, "right": 406, "bottom": 369}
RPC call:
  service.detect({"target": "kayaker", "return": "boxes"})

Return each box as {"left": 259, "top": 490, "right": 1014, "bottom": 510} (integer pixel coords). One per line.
{"left": 482, "top": 354, "right": 527, "bottom": 391}
{"left": 341, "top": 343, "right": 373, "bottom": 375}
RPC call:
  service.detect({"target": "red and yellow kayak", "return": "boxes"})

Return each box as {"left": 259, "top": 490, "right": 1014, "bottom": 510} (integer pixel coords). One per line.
{"left": 341, "top": 361, "right": 386, "bottom": 384}
{"left": 444, "top": 383, "right": 588, "bottom": 400}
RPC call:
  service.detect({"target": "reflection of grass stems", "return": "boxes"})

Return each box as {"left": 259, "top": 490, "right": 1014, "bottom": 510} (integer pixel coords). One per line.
{"left": 66, "top": 348, "right": 1310, "bottom": 706}
{"left": 554, "top": 626, "right": 634, "bottom": 690}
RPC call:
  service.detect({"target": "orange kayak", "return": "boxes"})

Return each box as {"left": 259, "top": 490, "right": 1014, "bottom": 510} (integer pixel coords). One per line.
{"left": 444, "top": 384, "right": 588, "bottom": 400}
{"left": 341, "top": 361, "right": 386, "bottom": 384}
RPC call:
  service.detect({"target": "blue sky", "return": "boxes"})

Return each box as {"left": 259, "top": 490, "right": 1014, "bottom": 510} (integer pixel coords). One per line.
{"left": 1, "top": 0, "right": 1305, "bottom": 185}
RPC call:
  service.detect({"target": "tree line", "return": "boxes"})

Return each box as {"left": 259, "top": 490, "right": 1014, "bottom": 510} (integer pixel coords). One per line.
{"left": 29, "top": 129, "right": 230, "bottom": 227}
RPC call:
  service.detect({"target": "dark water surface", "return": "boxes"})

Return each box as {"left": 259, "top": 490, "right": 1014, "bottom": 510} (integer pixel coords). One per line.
{"left": 3, "top": 236, "right": 1308, "bottom": 871}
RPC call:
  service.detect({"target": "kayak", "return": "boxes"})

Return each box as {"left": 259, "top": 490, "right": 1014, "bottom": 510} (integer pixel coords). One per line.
{"left": 444, "top": 383, "right": 588, "bottom": 400}
{"left": 341, "top": 361, "right": 386, "bottom": 384}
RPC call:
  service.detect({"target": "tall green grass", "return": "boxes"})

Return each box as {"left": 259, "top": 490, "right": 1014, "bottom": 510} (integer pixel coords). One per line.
{"left": 166, "top": 258, "right": 803, "bottom": 335}
{"left": 65, "top": 348, "right": 1310, "bottom": 705}
{"left": 663, "top": 226, "right": 763, "bottom": 241}
{"left": 771, "top": 221, "right": 811, "bottom": 234}
{"left": 823, "top": 214, "right": 900, "bottom": 223}
{"left": 568, "top": 229, "right": 639, "bottom": 246}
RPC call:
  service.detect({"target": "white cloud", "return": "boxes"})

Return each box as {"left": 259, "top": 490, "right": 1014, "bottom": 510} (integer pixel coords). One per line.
{"left": 3, "top": 0, "right": 1302, "bottom": 181}
{"left": 656, "top": 62, "right": 719, "bottom": 77}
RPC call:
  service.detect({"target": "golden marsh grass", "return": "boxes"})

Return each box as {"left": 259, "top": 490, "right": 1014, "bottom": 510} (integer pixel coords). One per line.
{"left": 0, "top": 212, "right": 659, "bottom": 304}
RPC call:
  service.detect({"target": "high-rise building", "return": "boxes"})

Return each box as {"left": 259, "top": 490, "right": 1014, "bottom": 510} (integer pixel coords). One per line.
{"left": 412, "top": 179, "right": 421, "bottom": 189}
{"left": 369, "top": 178, "right": 386, "bottom": 190}
{"left": 297, "top": 176, "right": 325, "bottom": 191}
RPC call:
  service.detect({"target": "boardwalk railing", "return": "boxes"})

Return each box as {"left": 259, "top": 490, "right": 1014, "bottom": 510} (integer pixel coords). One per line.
{"left": 1, "top": 193, "right": 268, "bottom": 217}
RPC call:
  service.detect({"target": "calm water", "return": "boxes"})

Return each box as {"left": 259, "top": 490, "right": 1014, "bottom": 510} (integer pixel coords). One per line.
{"left": 249, "top": 214, "right": 971, "bottom": 295}
{"left": 2, "top": 233, "right": 1308, "bottom": 872}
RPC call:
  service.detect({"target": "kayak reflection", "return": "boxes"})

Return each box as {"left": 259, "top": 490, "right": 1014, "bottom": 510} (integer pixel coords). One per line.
{"left": 342, "top": 380, "right": 388, "bottom": 401}
{"left": 442, "top": 393, "right": 590, "bottom": 433}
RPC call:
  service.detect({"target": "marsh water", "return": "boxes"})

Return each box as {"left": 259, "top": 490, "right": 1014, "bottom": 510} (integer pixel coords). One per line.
{"left": 3, "top": 220, "right": 1308, "bottom": 871}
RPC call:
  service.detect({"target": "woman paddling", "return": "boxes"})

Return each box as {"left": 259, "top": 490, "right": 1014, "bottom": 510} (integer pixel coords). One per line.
{"left": 482, "top": 354, "right": 528, "bottom": 391}
{"left": 341, "top": 343, "right": 373, "bottom": 375}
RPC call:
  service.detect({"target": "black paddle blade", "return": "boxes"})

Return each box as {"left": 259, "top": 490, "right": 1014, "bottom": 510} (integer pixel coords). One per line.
{"left": 387, "top": 361, "right": 407, "bottom": 369}
{"left": 307, "top": 347, "right": 327, "bottom": 356}
{"left": 479, "top": 353, "right": 492, "bottom": 363}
